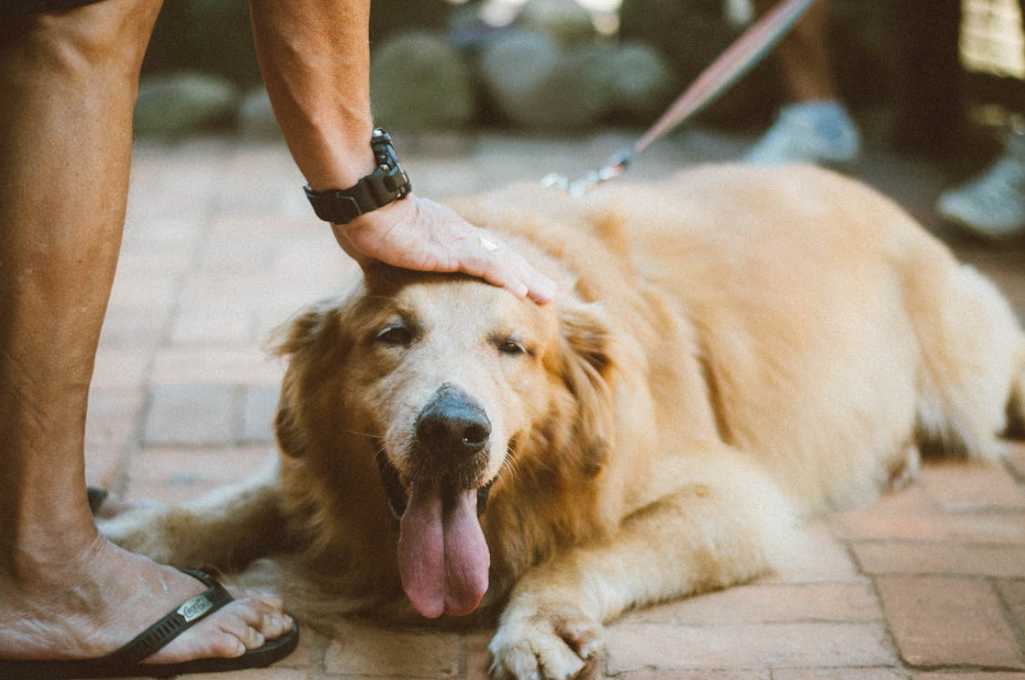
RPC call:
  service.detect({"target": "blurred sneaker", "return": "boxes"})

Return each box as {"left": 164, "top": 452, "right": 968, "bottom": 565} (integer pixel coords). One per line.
{"left": 744, "top": 100, "right": 861, "bottom": 168}
{"left": 935, "top": 134, "right": 1025, "bottom": 240}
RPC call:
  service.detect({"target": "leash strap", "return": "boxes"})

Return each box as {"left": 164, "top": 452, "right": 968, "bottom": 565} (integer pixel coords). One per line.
{"left": 553, "top": 0, "right": 820, "bottom": 195}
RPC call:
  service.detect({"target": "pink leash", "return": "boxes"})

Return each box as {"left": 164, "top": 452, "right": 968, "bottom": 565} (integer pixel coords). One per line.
{"left": 546, "top": 0, "right": 820, "bottom": 195}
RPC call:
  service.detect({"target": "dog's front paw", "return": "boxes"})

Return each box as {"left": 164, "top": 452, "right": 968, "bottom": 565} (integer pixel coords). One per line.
{"left": 488, "top": 604, "right": 603, "bottom": 680}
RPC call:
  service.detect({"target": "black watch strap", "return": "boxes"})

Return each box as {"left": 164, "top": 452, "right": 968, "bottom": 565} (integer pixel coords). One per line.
{"left": 304, "top": 128, "right": 412, "bottom": 225}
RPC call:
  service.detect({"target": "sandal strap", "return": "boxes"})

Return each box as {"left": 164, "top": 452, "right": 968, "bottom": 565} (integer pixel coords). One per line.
{"left": 100, "top": 569, "right": 234, "bottom": 665}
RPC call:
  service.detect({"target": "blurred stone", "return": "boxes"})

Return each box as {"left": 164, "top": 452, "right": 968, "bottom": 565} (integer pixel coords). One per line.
{"left": 518, "top": 0, "right": 595, "bottom": 46}
{"left": 134, "top": 72, "right": 240, "bottom": 138}
{"left": 478, "top": 30, "right": 610, "bottom": 130}
{"left": 620, "top": 0, "right": 780, "bottom": 128}
{"left": 584, "top": 41, "right": 677, "bottom": 121}
{"left": 370, "top": 31, "right": 476, "bottom": 131}
{"left": 237, "top": 88, "right": 283, "bottom": 140}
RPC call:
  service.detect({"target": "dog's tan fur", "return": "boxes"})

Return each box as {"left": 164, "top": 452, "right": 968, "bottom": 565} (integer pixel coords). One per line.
{"left": 102, "top": 165, "right": 1025, "bottom": 680}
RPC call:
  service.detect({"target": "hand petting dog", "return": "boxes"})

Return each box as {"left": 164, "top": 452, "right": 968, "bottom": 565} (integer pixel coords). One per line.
{"left": 332, "top": 193, "right": 557, "bottom": 305}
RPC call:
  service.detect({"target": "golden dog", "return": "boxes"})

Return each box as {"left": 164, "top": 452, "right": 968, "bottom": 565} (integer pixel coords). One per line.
{"left": 102, "top": 164, "right": 1025, "bottom": 680}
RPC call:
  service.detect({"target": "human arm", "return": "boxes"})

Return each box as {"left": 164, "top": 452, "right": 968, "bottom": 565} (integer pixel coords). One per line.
{"left": 248, "top": 0, "right": 555, "bottom": 303}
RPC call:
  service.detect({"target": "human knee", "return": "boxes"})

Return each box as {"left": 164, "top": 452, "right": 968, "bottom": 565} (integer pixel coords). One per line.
{"left": 14, "top": 0, "right": 163, "bottom": 80}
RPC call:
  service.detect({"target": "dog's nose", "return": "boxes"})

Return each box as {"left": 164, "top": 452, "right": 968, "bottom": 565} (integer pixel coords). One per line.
{"left": 415, "top": 383, "right": 492, "bottom": 458}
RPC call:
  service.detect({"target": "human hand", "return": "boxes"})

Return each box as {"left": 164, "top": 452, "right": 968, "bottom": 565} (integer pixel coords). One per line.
{"left": 330, "top": 194, "right": 556, "bottom": 304}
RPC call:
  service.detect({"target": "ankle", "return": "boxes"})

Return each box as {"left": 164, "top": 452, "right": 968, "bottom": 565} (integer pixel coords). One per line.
{"left": 2, "top": 525, "right": 105, "bottom": 589}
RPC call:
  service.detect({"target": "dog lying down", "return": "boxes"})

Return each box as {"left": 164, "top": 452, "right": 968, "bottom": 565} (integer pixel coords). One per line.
{"left": 102, "top": 164, "right": 1025, "bottom": 680}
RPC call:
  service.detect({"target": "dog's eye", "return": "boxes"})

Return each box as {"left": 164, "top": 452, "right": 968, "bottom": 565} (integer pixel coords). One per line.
{"left": 495, "top": 338, "right": 529, "bottom": 357}
{"left": 376, "top": 325, "right": 414, "bottom": 347}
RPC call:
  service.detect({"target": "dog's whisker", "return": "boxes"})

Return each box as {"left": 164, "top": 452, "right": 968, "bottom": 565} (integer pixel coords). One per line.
{"left": 345, "top": 429, "right": 385, "bottom": 440}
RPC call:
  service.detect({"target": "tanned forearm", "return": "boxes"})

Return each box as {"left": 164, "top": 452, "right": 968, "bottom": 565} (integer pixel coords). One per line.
{"left": 249, "top": 0, "right": 377, "bottom": 190}
{"left": 248, "top": 0, "right": 558, "bottom": 304}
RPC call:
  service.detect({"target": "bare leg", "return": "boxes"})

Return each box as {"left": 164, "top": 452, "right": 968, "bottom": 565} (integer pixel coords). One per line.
{"left": 0, "top": 0, "right": 291, "bottom": 664}
{"left": 752, "top": 0, "right": 839, "bottom": 101}
{"left": 744, "top": 0, "right": 858, "bottom": 166}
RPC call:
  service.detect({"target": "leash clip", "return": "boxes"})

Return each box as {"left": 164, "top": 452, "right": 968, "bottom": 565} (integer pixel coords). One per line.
{"left": 542, "top": 148, "right": 633, "bottom": 196}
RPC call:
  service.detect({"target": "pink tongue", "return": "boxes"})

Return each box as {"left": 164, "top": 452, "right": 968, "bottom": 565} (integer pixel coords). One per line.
{"left": 396, "top": 482, "right": 490, "bottom": 618}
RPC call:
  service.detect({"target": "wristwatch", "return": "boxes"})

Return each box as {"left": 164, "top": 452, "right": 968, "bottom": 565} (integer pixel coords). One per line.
{"left": 303, "top": 128, "right": 412, "bottom": 225}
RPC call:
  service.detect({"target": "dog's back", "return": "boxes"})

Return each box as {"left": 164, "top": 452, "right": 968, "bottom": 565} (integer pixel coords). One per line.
{"left": 456, "top": 164, "right": 1025, "bottom": 513}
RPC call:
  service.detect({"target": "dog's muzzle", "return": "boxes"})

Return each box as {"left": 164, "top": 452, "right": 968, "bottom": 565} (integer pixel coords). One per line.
{"left": 414, "top": 382, "right": 492, "bottom": 471}
{"left": 375, "top": 383, "right": 496, "bottom": 525}
{"left": 376, "top": 452, "right": 493, "bottom": 524}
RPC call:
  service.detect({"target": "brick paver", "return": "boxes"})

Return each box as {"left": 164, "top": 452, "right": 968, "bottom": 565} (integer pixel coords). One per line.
{"left": 877, "top": 576, "right": 1025, "bottom": 669}
{"left": 999, "top": 580, "right": 1025, "bottom": 633}
{"left": 853, "top": 542, "right": 1025, "bottom": 578}
{"left": 621, "top": 583, "right": 882, "bottom": 625}
{"left": 78, "top": 130, "right": 1025, "bottom": 679}
{"left": 774, "top": 671, "right": 908, "bottom": 680}
{"left": 916, "top": 461, "right": 1025, "bottom": 510}
{"left": 605, "top": 622, "right": 894, "bottom": 671}
{"left": 324, "top": 620, "right": 463, "bottom": 677}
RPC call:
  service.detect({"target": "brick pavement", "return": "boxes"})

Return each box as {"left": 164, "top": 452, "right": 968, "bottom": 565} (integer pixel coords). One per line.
{"left": 82, "top": 129, "right": 1025, "bottom": 679}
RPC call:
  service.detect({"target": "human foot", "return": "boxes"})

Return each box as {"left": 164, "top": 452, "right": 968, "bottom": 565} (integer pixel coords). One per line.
{"left": 744, "top": 100, "right": 861, "bottom": 168}
{"left": 936, "top": 133, "right": 1025, "bottom": 240}
{"left": 0, "top": 535, "right": 294, "bottom": 667}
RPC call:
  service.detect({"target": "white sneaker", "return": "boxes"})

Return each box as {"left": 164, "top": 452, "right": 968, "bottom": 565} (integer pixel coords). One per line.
{"left": 744, "top": 100, "right": 861, "bottom": 167}
{"left": 936, "top": 134, "right": 1025, "bottom": 240}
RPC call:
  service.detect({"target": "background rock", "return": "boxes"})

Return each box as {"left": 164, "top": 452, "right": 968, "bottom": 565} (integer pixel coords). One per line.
{"left": 237, "top": 88, "right": 282, "bottom": 139}
{"left": 581, "top": 41, "right": 677, "bottom": 122}
{"left": 134, "top": 72, "right": 240, "bottom": 138}
{"left": 370, "top": 32, "right": 476, "bottom": 131}
{"left": 518, "top": 0, "right": 596, "bottom": 46}
{"left": 478, "top": 30, "right": 610, "bottom": 130}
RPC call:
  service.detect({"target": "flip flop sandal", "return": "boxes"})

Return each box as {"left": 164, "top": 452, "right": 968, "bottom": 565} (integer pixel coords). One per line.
{"left": 0, "top": 569, "right": 300, "bottom": 679}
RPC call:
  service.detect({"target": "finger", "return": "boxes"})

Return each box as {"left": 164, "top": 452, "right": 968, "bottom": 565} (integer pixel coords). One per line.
{"left": 512, "top": 254, "right": 557, "bottom": 304}
{"left": 457, "top": 237, "right": 530, "bottom": 300}
{"left": 468, "top": 236, "right": 556, "bottom": 304}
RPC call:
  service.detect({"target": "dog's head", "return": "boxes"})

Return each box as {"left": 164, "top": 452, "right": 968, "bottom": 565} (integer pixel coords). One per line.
{"left": 272, "top": 261, "right": 617, "bottom": 619}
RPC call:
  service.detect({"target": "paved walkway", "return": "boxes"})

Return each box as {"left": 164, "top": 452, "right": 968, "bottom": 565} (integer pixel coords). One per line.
{"left": 84, "top": 128, "right": 1025, "bottom": 680}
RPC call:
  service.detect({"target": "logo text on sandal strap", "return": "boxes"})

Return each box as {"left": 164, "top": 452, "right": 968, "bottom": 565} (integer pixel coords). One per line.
{"left": 177, "top": 594, "right": 214, "bottom": 623}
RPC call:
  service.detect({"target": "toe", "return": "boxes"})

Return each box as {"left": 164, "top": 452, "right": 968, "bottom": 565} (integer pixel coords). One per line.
{"left": 143, "top": 600, "right": 273, "bottom": 664}
{"left": 230, "top": 594, "right": 293, "bottom": 640}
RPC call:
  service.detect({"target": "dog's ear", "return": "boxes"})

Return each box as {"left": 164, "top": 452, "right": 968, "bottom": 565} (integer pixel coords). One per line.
{"left": 268, "top": 303, "right": 337, "bottom": 358}
{"left": 267, "top": 303, "right": 348, "bottom": 458}
{"left": 557, "top": 301, "right": 617, "bottom": 476}
{"left": 561, "top": 301, "right": 614, "bottom": 376}
{"left": 274, "top": 377, "right": 309, "bottom": 459}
